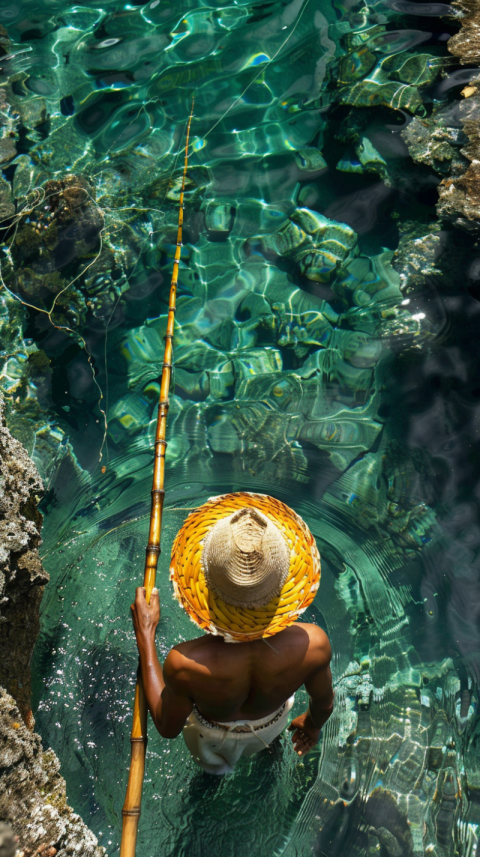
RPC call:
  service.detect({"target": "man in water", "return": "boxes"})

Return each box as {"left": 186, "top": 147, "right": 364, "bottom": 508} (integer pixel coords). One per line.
{"left": 132, "top": 493, "right": 334, "bottom": 774}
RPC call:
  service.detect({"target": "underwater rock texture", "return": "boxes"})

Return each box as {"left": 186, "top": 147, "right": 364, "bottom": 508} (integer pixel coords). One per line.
{"left": 436, "top": 0, "right": 480, "bottom": 228}
{"left": 0, "top": 687, "right": 105, "bottom": 857}
{"left": 0, "top": 398, "right": 46, "bottom": 727}
{"left": 448, "top": 0, "right": 480, "bottom": 64}
{"left": 0, "top": 401, "right": 104, "bottom": 856}
{"left": 437, "top": 89, "right": 480, "bottom": 229}
{"left": 0, "top": 823, "right": 16, "bottom": 857}
{"left": 402, "top": 116, "right": 467, "bottom": 177}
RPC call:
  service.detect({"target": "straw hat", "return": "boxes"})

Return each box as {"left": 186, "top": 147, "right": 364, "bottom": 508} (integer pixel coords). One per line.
{"left": 170, "top": 492, "right": 320, "bottom": 642}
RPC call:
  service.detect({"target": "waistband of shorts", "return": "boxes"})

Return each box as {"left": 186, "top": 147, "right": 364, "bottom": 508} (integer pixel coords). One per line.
{"left": 192, "top": 702, "right": 287, "bottom": 734}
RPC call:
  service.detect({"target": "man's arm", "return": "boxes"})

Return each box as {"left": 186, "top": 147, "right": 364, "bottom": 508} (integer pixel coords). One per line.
{"left": 131, "top": 587, "right": 193, "bottom": 738}
{"left": 305, "top": 664, "right": 335, "bottom": 731}
{"left": 288, "top": 629, "right": 334, "bottom": 756}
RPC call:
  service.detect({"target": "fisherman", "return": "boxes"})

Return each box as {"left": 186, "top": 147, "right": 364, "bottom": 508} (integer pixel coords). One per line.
{"left": 131, "top": 492, "right": 334, "bottom": 775}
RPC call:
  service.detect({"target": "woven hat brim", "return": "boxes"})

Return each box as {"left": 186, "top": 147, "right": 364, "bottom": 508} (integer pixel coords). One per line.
{"left": 170, "top": 492, "right": 321, "bottom": 642}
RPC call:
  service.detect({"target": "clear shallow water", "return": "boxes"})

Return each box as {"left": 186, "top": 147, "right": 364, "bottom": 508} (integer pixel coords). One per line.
{"left": 0, "top": 0, "right": 480, "bottom": 854}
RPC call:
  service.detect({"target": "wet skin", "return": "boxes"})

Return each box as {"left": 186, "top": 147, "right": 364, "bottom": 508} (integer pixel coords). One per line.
{"left": 132, "top": 587, "right": 334, "bottom": 756}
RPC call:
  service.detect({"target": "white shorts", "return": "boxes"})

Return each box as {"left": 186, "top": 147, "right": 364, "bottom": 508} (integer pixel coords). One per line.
{"left": 182, "top": 696, "right": 295, "bottom": 775}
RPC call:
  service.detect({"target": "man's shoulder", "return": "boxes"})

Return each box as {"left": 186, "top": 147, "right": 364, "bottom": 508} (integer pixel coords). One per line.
{"left": 164, "top": 637, "right": 210, "bottom": 684}
{"left": 296, "top": 622, "right": 332, "bottom": 664}
{"left": 163, "top": 645, "right": 192, "bottom": 686}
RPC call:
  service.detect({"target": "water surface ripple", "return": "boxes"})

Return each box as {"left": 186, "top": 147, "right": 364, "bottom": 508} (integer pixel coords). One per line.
{"left": 0, "top": 0, "right": 479, "bottom": 854}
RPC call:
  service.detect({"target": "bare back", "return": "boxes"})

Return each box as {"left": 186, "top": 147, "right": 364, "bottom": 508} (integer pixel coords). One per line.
{"left": 164, "top": 622, "right": 332, "bottom": 722}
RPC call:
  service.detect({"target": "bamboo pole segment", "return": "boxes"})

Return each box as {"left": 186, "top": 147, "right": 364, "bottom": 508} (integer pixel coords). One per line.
{"left": 119, "top": 99, "right": 194, "bottom": 857}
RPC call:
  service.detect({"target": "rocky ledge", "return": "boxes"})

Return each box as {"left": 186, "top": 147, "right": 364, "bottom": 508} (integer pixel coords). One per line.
{"left": 437, "top": 0, "right": 480, "bottom": 229}
{"left": 0, "top": 400, "right": 104, "bottom": 856}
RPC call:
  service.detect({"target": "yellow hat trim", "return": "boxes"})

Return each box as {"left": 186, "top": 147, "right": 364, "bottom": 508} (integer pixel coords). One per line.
{"left": 170, "top": 492, "right": 321, "bottom": 642}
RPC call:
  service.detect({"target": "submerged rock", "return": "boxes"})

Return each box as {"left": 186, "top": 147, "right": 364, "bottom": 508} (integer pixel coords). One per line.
{"left": 448, "top": 0, "right": 480, "bottom": 64}
{"left": 437, "top": 89, "right": 480, "bottom": 229}
{"left": 337, "top": 136, "right": 388, "bottom": 181}
{"left": 338, "top": 46, "right": 377, "bottom": 83}
{"left": 0, "top": 176, "right": 14, "bottom": 224}
{"left": 0, "top": 85, "right": 17, "bottom": 168}
{"left": 248, "top": 207, "right": 358, "bottom": 283}
{"left": 392, "top": 220, "right": 444, "bottom": 296}
{"left": 4, "top": 173, "right": 105, "bottom": 326}
{"left": 381, "top": 52, "right": 443, "bottom": 86}
{"left": 402, "top": 111, "right": 468, "bottom": 177}
{"left": 293, "top": 147, "right": 328, "bottom": 171}
{"left": 339, "top": 79, "right": 426, "bottom": 115}
{"left": 432, "top": 0, "right": 480, "bottom": 229}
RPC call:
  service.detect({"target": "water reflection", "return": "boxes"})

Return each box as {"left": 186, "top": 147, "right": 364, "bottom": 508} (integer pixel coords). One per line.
{"left": 0, "top": 0, "right": 478, "bottom": 854}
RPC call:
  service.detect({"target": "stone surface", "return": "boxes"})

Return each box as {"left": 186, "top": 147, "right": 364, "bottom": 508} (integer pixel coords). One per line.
{"left": 0, "top": 400, "right": 105, "bottom": 856}
{"left": 0, "top": 688, "right": 104, "bottom": 857}
{"left": 0, "top": 822, "right": 16, "bottom": 857}
{"left": 402, "top": 116, "right": 467, "bottom": 176}
{"left": 0, "top": 398, "right": 46, "bottom": 727}
{"left": 435, "top": 0, "right": 480, "bottom": 229}
{"left": 437, "top": 90, "right": 480, "bottom": 229}
{"left": 448, "top": 0, "right": 480, "bottom": 64}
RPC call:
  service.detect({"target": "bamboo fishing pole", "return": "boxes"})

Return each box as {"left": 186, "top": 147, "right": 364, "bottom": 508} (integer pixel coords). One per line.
{"left": 119, "top": 99, "right": 194, "bottom": 857}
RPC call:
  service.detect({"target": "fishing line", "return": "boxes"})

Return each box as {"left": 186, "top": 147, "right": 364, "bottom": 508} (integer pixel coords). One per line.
{"left": 94, "top": 0, "right": 312, "bottom": 464}
{"left": 176, "top": 0, "right": 312, "bottom": 156}
{"left": 98, "top": 109, "right": 191, "bottom": 466}
{"left": 1, "top": 0, "right": 311, "bottom": 470}
{"left": 0, "top": 173, "right": 177, "bottom": 467}
{"left": 90, "top": 0, "right": 312, "bottom": 170}
{"left": 206, "top": 0, "right": 311, "bottom": 138}
{"left": 0, "top": 209, "right": 109, "bottom": 462}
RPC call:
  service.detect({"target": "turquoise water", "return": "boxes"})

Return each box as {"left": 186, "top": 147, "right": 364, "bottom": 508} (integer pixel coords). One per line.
{"left": 1, "top": 0, "right": 479, "bottom": 854}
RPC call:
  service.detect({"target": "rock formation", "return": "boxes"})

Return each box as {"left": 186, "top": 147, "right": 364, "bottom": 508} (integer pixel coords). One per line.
{"left": 0, "top": 400, "right": 104, "bottom": 856}
{"left": 436, "top": 0, "right": 480, "bottom": 229}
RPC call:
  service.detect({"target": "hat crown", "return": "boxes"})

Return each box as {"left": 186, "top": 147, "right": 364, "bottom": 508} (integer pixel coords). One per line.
{"left": 202, "top": 506, "right": 290, "bottom": 609}
{"left": 231, "top": 507, "right": 266, "bottom": 554}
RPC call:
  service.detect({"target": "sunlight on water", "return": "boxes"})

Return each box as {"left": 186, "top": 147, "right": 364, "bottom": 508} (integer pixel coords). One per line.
{"left": 0, "top": 0, "right": 479, "bottom": 854}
